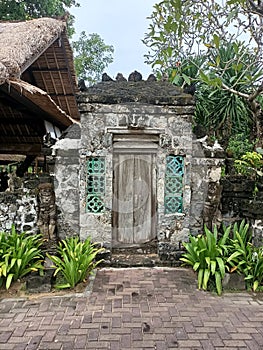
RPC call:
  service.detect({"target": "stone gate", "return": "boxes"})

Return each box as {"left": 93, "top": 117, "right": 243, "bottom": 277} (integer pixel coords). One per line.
{"left": 53, "top": 78, "right": 224, "bottom": 264}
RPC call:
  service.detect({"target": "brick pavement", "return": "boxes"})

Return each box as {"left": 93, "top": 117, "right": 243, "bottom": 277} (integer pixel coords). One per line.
{"left": 0, "top": 267, "right": 262, "bottom": 350}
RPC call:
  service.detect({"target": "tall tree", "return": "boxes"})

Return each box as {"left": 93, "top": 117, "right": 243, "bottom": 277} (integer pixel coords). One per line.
{"left": 144, "top": 0, "right": 263, "bottom": 146}
{"left": 0, "top": 0, "right": 79, "bottom": 19}
{"left": 0, "top": 0, "right": 79, "bottom": 36}
{"left": 0, "top": 0, "right": 115, "bottom": 84}
{"left": 73, "top": 32, "right": 114, "bottom": 86}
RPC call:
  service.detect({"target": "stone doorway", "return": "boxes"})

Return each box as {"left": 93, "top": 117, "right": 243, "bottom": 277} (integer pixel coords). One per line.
{"left": 112, "top": 134, "right": 158, "bottom": 247}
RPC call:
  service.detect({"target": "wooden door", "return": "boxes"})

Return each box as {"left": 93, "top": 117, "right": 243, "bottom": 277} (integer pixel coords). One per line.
{"left": 113, "top": 151, "right": 156, "bottom": 246}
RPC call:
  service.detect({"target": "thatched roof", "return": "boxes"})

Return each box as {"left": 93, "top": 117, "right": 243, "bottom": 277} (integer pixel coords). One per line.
{"left": 0, "top": 18, "right": 65, "bottom": 83}
{"left": 0, "top": 17, "right": 80, "bottom": 156}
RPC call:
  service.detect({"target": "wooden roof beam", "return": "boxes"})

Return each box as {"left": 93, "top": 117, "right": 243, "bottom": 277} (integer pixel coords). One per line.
{"left": 29, "top": 67, "right": 69, "bottom": 72}
{"left": 0, "top": 143, "right": 42, "bottom": 155}
{"left": 0, "top": 83, "right": 70, "bottom": 129}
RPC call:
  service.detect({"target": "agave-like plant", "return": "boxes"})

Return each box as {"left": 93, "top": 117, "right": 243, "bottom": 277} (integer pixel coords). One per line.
{"left": 182, "top": 42, "right": 261, "bottom": 145}
{"left": 227, "top": 220, "right": 263, "bottom": 291}
{"left": 180, "top": 225, "right": 231, "bottom": 295}
{"left": 0, "top": 226, "right": 43, "bottom": 289}
{"left": 47, "top": 236, "right": 104, "bottom": 289}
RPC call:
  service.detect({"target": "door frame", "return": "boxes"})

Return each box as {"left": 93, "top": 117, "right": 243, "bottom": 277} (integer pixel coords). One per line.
{"left": 112, "top": 133, "right": 158, "bottom": 248}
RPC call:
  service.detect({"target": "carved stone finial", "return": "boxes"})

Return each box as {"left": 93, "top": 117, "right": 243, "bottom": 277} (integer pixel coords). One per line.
{"left": 102, "top": 73, "right": 114, "bottom": 81}
{"left": 116, "top": 73, "right": 127, "bottom": 81}
{"left": 128, "top": 70, "right": 142, "bottom": 82}
{"left": 183, "top": 84, "right": 196, "bottom": 95}
{"left": 161, "top": 72, "right": 169, "bottom": 81}
{"left": 147, "top": 74, "right": 157, "bottom": 82}
{"left": 78, "top": 78, "right": 87, "bottom": 91}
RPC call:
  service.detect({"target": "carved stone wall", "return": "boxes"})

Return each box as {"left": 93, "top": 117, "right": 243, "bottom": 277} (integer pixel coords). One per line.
{"left": 52, "top": 124, "right": 81, "bottom": 240}
{"left": 221, "top": 176, "right": 263, "bottom": 246}
{"left": 77, "top": 81, "right": 196, "bottom": 259}
{"left": 52, "top": 80, "right": 227, "bottom": 264}
{"left": 0, "top": 174, "right": 53, "bottom": 235}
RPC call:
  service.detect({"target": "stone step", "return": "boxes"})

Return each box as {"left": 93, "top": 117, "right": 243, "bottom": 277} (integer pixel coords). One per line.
{"left": 109, "top": 253, "right": 161, "bottom": 268}
{"left": 111, "top": 244, "right": 157, "bottom": 255}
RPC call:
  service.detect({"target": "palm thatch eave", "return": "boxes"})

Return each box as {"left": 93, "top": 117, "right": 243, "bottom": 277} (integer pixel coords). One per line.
{"left": 8, "top": 79, "right": 79, "bottom": 128}
{"left": 0, "top": 17, "right": 67, "bottom": 83}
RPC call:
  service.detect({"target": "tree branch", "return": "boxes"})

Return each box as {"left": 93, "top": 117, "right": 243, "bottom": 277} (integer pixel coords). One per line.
{"left": 221, "top": 82, "right": 250, "bottom": 99}
{"left": 247, "top": 0, "right": 263, "bottom": 16}
{"left": 248, "top": 83, "right": 263, "bottom": 101}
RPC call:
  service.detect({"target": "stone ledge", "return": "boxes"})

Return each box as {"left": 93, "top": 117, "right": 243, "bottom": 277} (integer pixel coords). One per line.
{"left": 78, "top": 81, "right": 195, "bottom": 106}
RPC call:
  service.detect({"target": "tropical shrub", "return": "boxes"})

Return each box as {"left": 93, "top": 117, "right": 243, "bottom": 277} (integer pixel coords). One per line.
{"left": 0, "top": 226, "right": 44, "bottom": 289}
{"left": 181, "top": 220, "right": 263, "bottom": 294}
{"left": 227, "top": 220, "right": 263, "bottom": 292}
{"left": 226, "top": 134, "right": 254, "bottom": 159}
{"left": 234, "top": 151, "right": 263, "bottom": 178}
{"left": 47, "top": 236, "right": 104, "bottom": 289}
{"left": 180, "top": 225, "right": 231, "bottom": 295}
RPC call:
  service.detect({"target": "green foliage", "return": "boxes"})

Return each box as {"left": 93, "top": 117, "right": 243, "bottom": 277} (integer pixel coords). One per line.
{"left": 0, "top": 0, "right": 79, "bottom": 37}
{"left": 194, "top": 82, "right": 251, "bottom": 144}
{"left": 226, "top": 134, "right": 254, "bottom": 159}
{"left": 0, "top": 226, "right": 43, "bottom": 289}
{"left": 194, "top": 42, "right": 256, "bottom": 143}
{"left": 72, "top": 32, "right": 114, "bottom": 85}
{"left": 0, "top": 0, "right": 79, "bottom": 20}
{"left": 144, "top": 1, "right": 263, "bottom": 144}
{"left": 144, "top": 0, "right": 262, "bottom": 73}
{"left": 234, "top": 151, "right": 263, "bottom": 178}
{"left": 167, "top": 55, "right": 205, "bottom": 88}
{"left": 47, "top": 236, "right": 104, "bottom": 289}
{"left": 180, "top": 225, "right": 231, "bottom": 295}
{"left": 227, "top": 220, "right": 263, "bottom": 291}
{"left": 181, "top": 220, "right": 263, "bottom": 294}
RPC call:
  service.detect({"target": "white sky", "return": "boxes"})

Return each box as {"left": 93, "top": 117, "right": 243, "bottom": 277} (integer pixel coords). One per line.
{"left": 70, "top": 0, "right": 157, "bottom": 80}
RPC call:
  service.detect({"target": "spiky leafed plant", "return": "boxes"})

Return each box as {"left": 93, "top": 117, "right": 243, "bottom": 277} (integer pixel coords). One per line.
{"left": 47, "top": 236, "right": 104, "bottom": 289}
{"left": 194, "top": 41, "right": 262, "bottom": 144}
{"left": 180, "top": 225, "right": 232, "bottom": 295}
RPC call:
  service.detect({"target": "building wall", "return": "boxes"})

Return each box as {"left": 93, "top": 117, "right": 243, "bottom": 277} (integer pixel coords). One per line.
{"left": 55, "top": 80, "right": 263, "bottom": 264}
{"left": 51, "top": 79, "right": 228, "bottom": 263}
{"left": 77, "top": 101, "right": 194, "bottom": 249}
{"left": 67, "top": 82, "right": 225, "bottom": 263}
{"left": 0, "top": 174, "right": 51, "bottom": 234}
{"left": 221, "top": 176, "right": 263, "bottom": 246}
{"left": 52, "top": 131, "right": 81, "bottom": 240}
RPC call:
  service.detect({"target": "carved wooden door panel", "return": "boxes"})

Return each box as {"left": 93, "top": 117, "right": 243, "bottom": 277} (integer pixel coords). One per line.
{"left": 113, "top": 152, "right": 156, "bottom": 246}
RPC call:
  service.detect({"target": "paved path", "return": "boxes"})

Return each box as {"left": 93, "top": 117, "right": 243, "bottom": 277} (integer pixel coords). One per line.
{"left": 0, "top": 267, "right": 262, "bottom": 350}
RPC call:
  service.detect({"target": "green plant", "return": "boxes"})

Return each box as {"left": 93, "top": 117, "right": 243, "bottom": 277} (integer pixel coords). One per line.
{"left": 227, "top": 220, "right": 263, "bottom": 291}
{"left": 144, "top": 1, "right": 263, "bottom": 144}
{"left": 234, "top": 151, "right": 263, "bottom": 178}
{"left": 226, "top": 134, "right": 254, "bottom": 159}
{"left": 47, "top": 236, "right": 104, "bottom": 289}
{"left": 180, "top": 225, "right": 231, "bottom": 295}
{"left": 181, "top": 220, "right": 263, "bottom": 294}
{"left": 248, "top": 247, "right": 263, "bottom": 291}
{"left": 0, "top": 226, "right": 44, "bottom": 289}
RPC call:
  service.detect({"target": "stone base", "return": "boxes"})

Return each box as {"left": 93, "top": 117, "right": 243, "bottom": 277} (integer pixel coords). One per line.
{"left": 158, "top": 242, "right": 185, "bottom": 266}
{"left": 26, "top": 271, "right": 53, "bottom": 293}
{"left": 109, "top": 253, "right": 160, "bottom": 268}
{"left": 102, "top": 244, "right": 185, "bottom": 267}
{"left": 222, "top": 273, "right": 246, "bottom": 291}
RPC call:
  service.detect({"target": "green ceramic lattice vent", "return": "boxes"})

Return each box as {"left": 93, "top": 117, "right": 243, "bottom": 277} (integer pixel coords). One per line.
{"left": 86, "top": 157, "right": 105, "bottom": 213}
{"left": 164, "top": 155, "right": 184, "bottom": 214}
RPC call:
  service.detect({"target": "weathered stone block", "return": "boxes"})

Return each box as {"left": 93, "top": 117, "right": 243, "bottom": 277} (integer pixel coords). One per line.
{"left": 222, "top": 273, "right": 246, "bottom": 291}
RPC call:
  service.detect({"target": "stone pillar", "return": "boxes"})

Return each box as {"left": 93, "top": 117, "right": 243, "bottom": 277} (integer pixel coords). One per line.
{"left": 52, "top": 125, "right": 81, "bottom": 239}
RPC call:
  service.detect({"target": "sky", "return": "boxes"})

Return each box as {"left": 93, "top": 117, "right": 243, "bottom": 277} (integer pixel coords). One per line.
{"left": 70, "top": 0, "right": 157, "bottom": 80}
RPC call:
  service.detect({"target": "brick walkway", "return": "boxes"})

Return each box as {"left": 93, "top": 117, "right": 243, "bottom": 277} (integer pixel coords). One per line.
{"left": 0, "top": 267, "right": 262, "bottom": 349}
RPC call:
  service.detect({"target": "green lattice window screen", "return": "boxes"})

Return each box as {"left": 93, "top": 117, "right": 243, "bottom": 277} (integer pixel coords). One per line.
{"left": 164, "top": 156, "right": 184, "bottom": 214}
{"left": 86, "top": 157, "right": 105, "bottom": 213}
